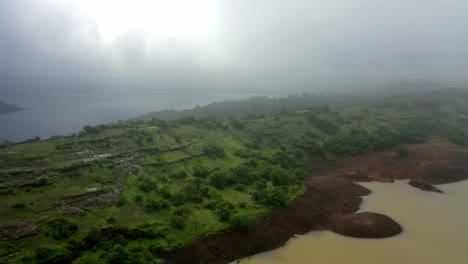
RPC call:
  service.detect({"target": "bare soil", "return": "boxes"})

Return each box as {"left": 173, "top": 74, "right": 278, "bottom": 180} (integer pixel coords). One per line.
{"left": 164, "top": 140, "right": 468, "bottom": 264}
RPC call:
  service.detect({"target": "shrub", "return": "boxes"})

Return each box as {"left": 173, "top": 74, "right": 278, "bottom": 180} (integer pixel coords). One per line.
{"left": 203, "top": 145, "right": 226, "bottom": 159}
{"left": 173, "top": 206, "right": 192, "bottom": 217}
{"left": 234, "top": 184, "right": 246, "bottom": 192}
{"left": 215, "top": 201, "right": 235, "bottom": 222}
{"left": 105, "top": 244, "right": 155, "bottom": 264}
{"left": 138, "top": 177, "right": 157, "bottom": 193}
{"left": 253, "top": 186, "right": 290, "bottom": 207}
{"left": 230, "top": 119, "right": 245, "bottom": 129}
{"left": 43, "top": 218, "right": 78, "bottom": 240}
{"left": 208, "top": 171, "right": 229, "bottom": 189}
{"left": 231, "top": 164, "right": 253, "bottom": 185}
{"left": 38, "top": 177, "right": 49, "bottom": 186}
{"left": 160, "top": 185, "right": 171, "bottom": 199}
{"left": 170, "top": 214, "right": 186, "bottom": 229}
{"left": 11, "top": 203, "right": 25, "bottom": 209}
{"left": 116, "top": 196, "right": 126, "bottom": 206}
{"left": 134, "top": 195, "right": 143, "bottom": 204}
{"left": 170, "top": 171, "right": 188, "bottom": 180}
{"left": 230, "top": 212, "right": 255, "bottom": 230}
{"left": 193, "top": 164, "right": 210, "bottom": 178}
{"left": 144, "top": 198, "right": 168, "bottom": 212}
{"left": 269, "top": 166, "right": 291, "bottom": 186}
{"left": 238, "top": 202, "right": 248, "bottom": 209}
{"left": 34, "top": 246, "right": 72, "bottom": 264}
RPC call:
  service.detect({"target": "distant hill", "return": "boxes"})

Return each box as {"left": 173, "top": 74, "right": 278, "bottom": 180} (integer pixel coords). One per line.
{"left": 0, "top": 100, "right": 23, "bottom": 114}
{"left": 137, "top": 93, "right": 365, "bottom": 121}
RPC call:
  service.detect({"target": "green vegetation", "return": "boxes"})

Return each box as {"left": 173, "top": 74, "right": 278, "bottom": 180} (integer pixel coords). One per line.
{"left": 2, "top": 88, "right": 468, "bottom": 263}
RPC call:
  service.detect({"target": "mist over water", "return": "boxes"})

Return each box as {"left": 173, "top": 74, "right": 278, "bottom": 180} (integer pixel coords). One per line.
{"left": 241, "top": 180, "right": 468, "bottom": 264}
{"left": 0, "top": 91, "right": 266, "bottom": 141}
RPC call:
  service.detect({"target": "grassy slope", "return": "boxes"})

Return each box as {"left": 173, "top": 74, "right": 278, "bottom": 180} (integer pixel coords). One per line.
{"left": 1, "top": 89, "right": 468, "bottom": 263}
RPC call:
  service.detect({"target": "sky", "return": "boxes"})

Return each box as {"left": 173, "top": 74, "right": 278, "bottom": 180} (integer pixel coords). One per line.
{"left": 1, "top": 0, "right": 468, "bottom": 93}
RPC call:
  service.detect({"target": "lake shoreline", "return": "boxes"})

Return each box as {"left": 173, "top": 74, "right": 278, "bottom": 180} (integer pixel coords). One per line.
{"left": 163, "top": 140, "right": 468, "bottom": 264}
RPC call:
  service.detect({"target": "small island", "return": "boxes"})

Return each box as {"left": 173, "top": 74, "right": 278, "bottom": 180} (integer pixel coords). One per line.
{"left": 0, "top": 100, "right": 23, "bottom": 115}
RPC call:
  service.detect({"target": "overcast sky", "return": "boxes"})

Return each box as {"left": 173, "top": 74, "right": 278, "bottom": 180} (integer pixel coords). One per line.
{"left": 1, "top": 0, "right": 467, "bottom": 92}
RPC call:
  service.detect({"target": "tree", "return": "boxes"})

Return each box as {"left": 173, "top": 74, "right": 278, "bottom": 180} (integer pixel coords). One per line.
{"left": 269, "top": 166, "right": 290, "bottom": 186}
{"left": 203, "top": 145, "right": 226, "bottom": 158}
{"left": 230, "top": 212, "right": 255, "bottom": 230}
{"left": 215, "top": 201, "right": 235, "bottom": 221}
{"left": 231, "top": 164, "right": 253, "bottom": 184}
{"left": 230, "top": 119, "right": 245, "bottom": 129}
{"left": 208, "top": 171, "right": 229, "bottom": 189}
{"left": 43, "top": 218, "right": 78, "bottom": 240}
{"left": 253, "top": 186, "right": 290, "bottom": 207}
{"left": 83, "top": 125, "right": 99, "bottom": 134}
{"left": 193, "top": 164, "right": 210, "bottom": 178}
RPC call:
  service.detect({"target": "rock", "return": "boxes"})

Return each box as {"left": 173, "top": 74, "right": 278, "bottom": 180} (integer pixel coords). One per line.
{"left": 331, "top": 212, "right": 403, "bottom": 238}
{"left": 85, "top": 187, "right": 99, "bottom": 193}
{"left": 408, "top": 180, "right": 443, "bottom": 193}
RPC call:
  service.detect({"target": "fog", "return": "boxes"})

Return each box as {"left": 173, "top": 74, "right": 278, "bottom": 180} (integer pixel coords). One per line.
{"left": 1, "top": 0, "right": 468, "bottom": 140}
{"left": 1, "top": 0, "right": 467, "bottom": 92}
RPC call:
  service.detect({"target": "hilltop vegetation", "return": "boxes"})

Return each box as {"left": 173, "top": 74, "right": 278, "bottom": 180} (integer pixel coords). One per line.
{"left": 137, "top": 92, "right": 365, "bottom": 120}
{"left": 1, "top": 88, "right": 468, "bottom": 263}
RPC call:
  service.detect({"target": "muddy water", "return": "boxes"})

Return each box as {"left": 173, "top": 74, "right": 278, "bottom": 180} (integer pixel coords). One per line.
{"left": 240, "top": 180, "right": 468, "bottom": 264}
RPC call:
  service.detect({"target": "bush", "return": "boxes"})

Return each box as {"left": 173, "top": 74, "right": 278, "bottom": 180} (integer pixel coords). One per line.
{"left": 160, "top": 185, "right": 171, "bottom": 199}
{"left": 234, "top": 184, "right": 246, "bottom": 192}
{"left": 238, "top": 201, "right": 248, "bottom": 209}
{"left": 208, "top": 171, "right": 230, "bottom": 189}
{"left": 173, "top": 206, "right": 192, "bottom": 217}
{"left": 230, "top": 212, "right": 255, "bottom": 230}
{"left": 253, "top": 186, "right": 290, "bottom": 207}
{"left": 144, "top": 198, "right": 168, "bottom": 212}
{"left": 269, "top": 166, "right": 291, "bottom": 186}
{"left": 34, "top": 246, "right": 72, "bottom": 264}
{"left": 38, "top": 177, "right": 49, "bottom": 186}
{"left": 170, "top": 170, "right": 188, "bottom": 180}
{"left": 170, "top": 214, "right": 186, "bottom": 229}
{"left": 134, "top": 195, "right": 143, "bottom": 204}
{"left": 105, "top": 244, "right": 156, "bottom": 264}
{"left": 138, "top": 177, "right": 157, "bottom": 193}
{"left": 215, "top": 201, "right": 235, "bottom": 222}
{"left": 43, "top": 218, "right": 78, "bottom": 240}
{"left": 116, "top": 196, "right": 126, "bottom": 206}
{"left": 230, "top": 119, "right": 245, "bottom": 129}
{"left": 193, "top": 164, "right": 210, "bottom": 178}
{"left": 231, "top": 164, "right": 253, "bottom": 185}
{"left": 203, "top": 145, "right": 226, "bottom": 159}
{"left": 11, "top": 203, "right": 26, "bottom": 209}
{"left": 305, "top": 113, "right": 338, "bottom": 134}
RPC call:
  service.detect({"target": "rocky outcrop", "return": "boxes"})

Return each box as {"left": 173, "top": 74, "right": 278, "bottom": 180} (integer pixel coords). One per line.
{"left": 408, "top": 180, "right": 443, "bottom": 193}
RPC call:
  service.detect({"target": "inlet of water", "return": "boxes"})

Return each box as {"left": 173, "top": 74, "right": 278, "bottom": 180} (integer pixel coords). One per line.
{"left": 240, "top": 180, "right": 468, "bottom": 264}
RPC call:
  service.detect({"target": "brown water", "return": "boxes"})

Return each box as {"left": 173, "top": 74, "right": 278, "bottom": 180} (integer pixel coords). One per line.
{"left": 239, "top": 180, "right": 468, "bottom": 264}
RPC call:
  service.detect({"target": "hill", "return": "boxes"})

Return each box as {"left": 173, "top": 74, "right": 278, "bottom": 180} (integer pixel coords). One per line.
{"left": 1, "top": 88, "right": 468, "bottom": 263}
{"left": 0, "top": 100, "right": 22, "bottom": 114}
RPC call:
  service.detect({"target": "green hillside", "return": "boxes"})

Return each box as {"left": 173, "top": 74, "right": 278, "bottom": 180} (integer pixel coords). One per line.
{"left": 1, "top": 88, "right": 468, "bottom": 263}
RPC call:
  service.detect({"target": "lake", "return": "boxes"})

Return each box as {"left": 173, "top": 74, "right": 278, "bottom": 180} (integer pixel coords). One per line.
{"left": 240, "top": 179, "right": 468, "bottom": 264}
{"left": 0, "top": 91, "right": 263, "bottom": 142}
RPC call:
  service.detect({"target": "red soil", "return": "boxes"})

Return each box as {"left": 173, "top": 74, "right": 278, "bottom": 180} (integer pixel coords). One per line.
{"left": 163, "top": 140, "right": 468, "bottom": 264}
